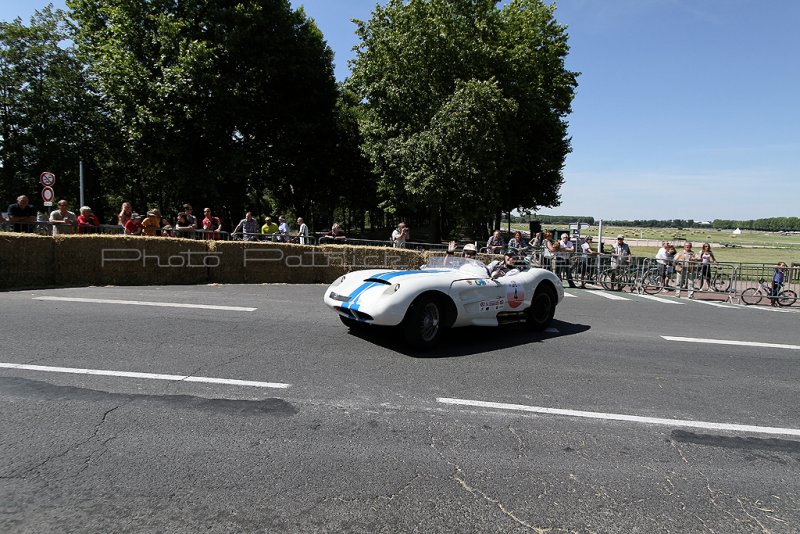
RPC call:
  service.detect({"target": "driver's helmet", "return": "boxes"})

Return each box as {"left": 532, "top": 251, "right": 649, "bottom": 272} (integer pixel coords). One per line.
{"left": 462, "top": 243, "right": 477, "bottom": 257}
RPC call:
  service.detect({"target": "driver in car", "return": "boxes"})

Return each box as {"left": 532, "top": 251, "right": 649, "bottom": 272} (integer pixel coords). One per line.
{"left": 488, "top": 252, "right": 518, "bottom": 279}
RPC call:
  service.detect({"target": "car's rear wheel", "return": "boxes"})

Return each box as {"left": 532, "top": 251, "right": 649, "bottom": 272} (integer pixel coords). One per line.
{"left": 526, "top": 285, "right": 556, "bottom": 331}
{"left": 403, "top": 295, "right": 443, "bottom": 350}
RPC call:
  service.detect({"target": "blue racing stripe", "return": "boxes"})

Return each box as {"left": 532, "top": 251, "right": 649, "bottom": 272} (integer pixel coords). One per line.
{"left": 342, "top": 269, "right": 452, "bottom": 311}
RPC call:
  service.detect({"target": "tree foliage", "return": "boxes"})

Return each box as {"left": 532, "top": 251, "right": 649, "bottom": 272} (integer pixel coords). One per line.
{"left": 348, "top": 0, "right": 578, "bottom": 239}
{"left": 66, "top": 0, "right": 347, "bottom": 225}
{"left": 0, "top": 7, "right": 105, "bottom": 212}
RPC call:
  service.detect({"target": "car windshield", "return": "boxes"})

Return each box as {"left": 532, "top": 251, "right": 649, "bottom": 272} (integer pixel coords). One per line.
{"left": 424, "top": 255, "right": 488, "bottom": 276}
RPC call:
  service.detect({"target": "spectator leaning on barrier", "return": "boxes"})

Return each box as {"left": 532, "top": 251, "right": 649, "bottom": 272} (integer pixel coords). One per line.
{"left": 391, "top": 222, "right": 409, "bottom": 248}
{"left": 507, "top": 230, "right": 529, "bottom": 255}
{"left": 76, "top": 206, "right": 100, "bottom": 233}
{"left": 7, "top": 195, "right": 37, "bottom": 232}
{"left": 611, "top": 235, "right": 631, "bottom": 268}
{"left": 277, "top": 216, "right": 289, "bottom": 241}
{"left": 233, "top": 211, "right": 259, "bottom": 241}
{"left": 173, "top": 212, "right": 195, "bottom": 237}
{"left": 124, "top": 213, "right": 143, "bottom": 235}
{"left": 578, "top": 235, "right": 596, "bottom": 287}
{"left": 182, "top": 204, "right": 197, "bottom": 228}
{"left": 296, "top": 217, "right": 309, "bottom": 244}
{"left": 486, "top": 229, "right": 505, "bottom": 254}
{"left": 140, "top": 209, "right": 162, "bottom": 236}
{"left": 202, "top": 208, "right": 222, "bottom": 240}
{"left": 261, "top": 217, "right": 278, "bottom": 239}
{"left": 49, "top": 200, "right": 77, "bottom": 235}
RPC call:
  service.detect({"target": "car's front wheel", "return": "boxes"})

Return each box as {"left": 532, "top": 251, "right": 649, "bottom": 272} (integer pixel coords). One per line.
{"left": 403, "top": 295, "right": 443, "bottom": 350}
{"left": 526, "top": 285, "right": 556, "bottom": 331}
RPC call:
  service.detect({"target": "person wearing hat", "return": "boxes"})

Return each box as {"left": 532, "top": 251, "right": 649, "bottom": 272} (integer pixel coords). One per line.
{"left": 446, "top": 241, "right": 478, "bottom": 259}
{"left": 124, "top": 212, "right": 144, "bottom": 235}
{"left": 611, "top": 234, "right": 631, "bottom": 269}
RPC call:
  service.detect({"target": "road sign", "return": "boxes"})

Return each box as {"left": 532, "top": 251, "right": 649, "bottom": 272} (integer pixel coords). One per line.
{"left": 569, "top": 223, "right": 589, "bottom": 230}
{"left": 39, "top": 172, "right": 56, "bottom": 187}
{"left": 41, "top": 186, "right": 54, "bottom": 204}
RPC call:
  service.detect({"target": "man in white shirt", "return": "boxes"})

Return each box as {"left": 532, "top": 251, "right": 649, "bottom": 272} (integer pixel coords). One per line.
{"left": 296, "top": 217, "right": 309, "bottom": 244}
{"left": 556, "top": 233, "right": 577, "bottom": 288}
{"left": 391, "top": 222, "right": 409, "bottom": 248}
{"left": 49, "top": 200, "right": 77, "bottom": 235}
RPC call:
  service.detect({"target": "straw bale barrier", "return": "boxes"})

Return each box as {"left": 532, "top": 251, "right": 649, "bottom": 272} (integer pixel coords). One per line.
{"left": 0, "top": 232, "right": 429, "bottom": 290}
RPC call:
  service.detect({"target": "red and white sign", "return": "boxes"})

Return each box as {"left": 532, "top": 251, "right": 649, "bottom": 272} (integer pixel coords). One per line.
{"left": 39, "top": 172, "right": 56, "bottom": 187}
{"left": 41, "top": 186, "right": 55, "bottom": 204}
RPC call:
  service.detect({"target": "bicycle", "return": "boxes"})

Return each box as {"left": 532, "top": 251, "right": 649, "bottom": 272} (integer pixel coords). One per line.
{"left": 692, "top": 265, "right": 732, "bottom": 292}
{"left": 740, "top": 278, "right": 797, "bottom": 307}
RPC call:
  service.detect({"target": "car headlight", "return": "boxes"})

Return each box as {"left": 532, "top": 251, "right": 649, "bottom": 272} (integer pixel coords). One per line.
{"left": 383, "top": 283, "right": 400, "bottom": 295}
{"left": 330, "top": 275, "right": 346, "bottom": 288}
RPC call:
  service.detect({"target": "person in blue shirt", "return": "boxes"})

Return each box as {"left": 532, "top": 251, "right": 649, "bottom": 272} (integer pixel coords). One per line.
{"left": 771, "top": 262, "right": 787, "bottom": 306}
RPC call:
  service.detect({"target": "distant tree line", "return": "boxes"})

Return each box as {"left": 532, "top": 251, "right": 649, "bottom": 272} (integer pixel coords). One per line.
{"left": 711, "top": 218, "right": 800, "bottom": 232}
{"left": 0, "top": 0, "right": 577, "bottom": 241}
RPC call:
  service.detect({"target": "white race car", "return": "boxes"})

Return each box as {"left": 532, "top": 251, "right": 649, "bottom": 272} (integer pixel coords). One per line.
{"left": 323, "top": 256, "right": 564, "bottom": 350}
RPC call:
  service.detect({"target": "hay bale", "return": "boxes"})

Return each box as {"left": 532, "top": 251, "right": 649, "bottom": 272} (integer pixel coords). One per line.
{"left": 0, "top": 232, "right": 55, "bottom": 289}
{"left": 53, "top": 235, "right": 209, "bottom": 287}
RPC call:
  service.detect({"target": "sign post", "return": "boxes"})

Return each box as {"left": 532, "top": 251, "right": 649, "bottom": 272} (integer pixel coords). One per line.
{"left": 39, "top": 172, "right": 56, "bottom": 207}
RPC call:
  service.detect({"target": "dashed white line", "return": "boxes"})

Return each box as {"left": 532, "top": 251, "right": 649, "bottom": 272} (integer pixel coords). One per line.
{"left": 33, "top": 296, "right": 256, "bottom": 312}
{"left": 632, "top": 294, "right": 685, "bottom": 304}
{"left": 662, "top": 336, "right": 800, "bottom": 351}
{"left": 437, "top": 397, "right": 800, "bottom": 438}
{"left": 562, "top": 292, "right": 578, "bottom": 298}
{"left": 0, "top": 362, "right": 289, "bottom": 388}
{"left": 592, "top": 291, "right": 629, "bottom": 301}
{"left": 693, "top": 300, "right": 737, "bottom": 309}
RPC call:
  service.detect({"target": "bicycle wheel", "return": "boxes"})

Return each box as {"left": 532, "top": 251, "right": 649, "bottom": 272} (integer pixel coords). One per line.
{"left": 600, "top": 269, "right": 626, "bottom": 291}
{"left": 777, "top": 289, "right": 798, "bottom": 307}
{"left": 641, "top": 269, "right": 663, "bottom": 295}
{"left": 740, "top": 288, "right": 762, "bottom": 305}
{"left": 712, "top": 273, "right": 731, "bottom": 293}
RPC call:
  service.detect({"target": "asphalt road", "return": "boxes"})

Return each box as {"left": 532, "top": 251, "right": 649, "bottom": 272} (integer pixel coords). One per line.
{"left": 1, "top": 283, "right": 799, "bottom": 533}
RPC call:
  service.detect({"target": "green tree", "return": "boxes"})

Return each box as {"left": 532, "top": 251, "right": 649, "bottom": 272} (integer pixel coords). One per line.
{"left": 348, "top": 0, "right": 578, "bottom": 240}
{"left": 68, "top": 0, "right": 343, "bottom": 226}
{"left": 0, "top": 6, "right": 103, "bottom": 213}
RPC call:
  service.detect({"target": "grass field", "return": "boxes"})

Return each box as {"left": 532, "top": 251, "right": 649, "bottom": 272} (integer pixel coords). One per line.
{"left": 511, "top": 224, "right": 800, "bottom": 265}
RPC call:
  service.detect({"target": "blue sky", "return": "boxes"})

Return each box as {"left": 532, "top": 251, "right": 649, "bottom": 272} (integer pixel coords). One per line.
{"left": 3, "top": 1, "right": 798, "bottom": 222}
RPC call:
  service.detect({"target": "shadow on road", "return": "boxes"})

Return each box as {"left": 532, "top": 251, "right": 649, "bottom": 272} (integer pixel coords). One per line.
{"left": 343, "top": 318, "right": 590, "bottom": 358}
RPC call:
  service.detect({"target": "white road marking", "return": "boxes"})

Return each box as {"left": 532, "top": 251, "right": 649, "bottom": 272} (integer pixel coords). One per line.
{"left": 0, "top": 362, "right": 289, "bottom": 389}
{"left": 545, "top": 327, "right": 559, "bottom": 333}
{"left": 662, "top": 336, "right": 800, "bottom": 351}
{"left": 632, "top": 294, "right": 685, "bottom": 304}
{"left": 746, "top": 305, "right": 799, "bottom": 314}
{"left": 437, "top": 397, "right": 800, "bottom": 438}
{"left": 693, "top": 300, "right": 737, "bottom": 309}
{"left": 33, "top": 296, "right": 256, "bottom": 312}
{"left": 562, "top": 292, "right": 578, "bottom": 298}
{"left": 592, "top": 291, "right": 629, "bottom": 301}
